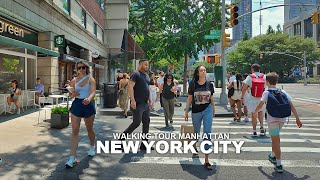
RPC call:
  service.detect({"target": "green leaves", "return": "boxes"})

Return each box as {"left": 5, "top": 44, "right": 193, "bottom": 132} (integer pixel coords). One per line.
{"left": 51, "top": 106, "right": 69, "bottom": 115}
{"left": 227, "top": 33, "right": 320, "bottom": 76}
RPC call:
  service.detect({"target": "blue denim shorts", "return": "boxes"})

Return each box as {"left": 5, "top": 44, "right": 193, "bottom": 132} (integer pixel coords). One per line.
{"left": 70, "top": 98, "right": 96, "bottom": 118}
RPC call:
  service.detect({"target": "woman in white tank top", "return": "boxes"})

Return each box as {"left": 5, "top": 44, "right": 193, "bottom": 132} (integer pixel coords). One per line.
{"left": 227, "top": 73, "right": 243, "bottom": 122}
{"left": 65, "top": 61, "right": 97, "bottom": 168}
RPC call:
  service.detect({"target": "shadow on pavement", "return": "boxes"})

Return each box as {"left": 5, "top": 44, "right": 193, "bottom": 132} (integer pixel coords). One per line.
{"left": 179, "top": 158, "right": 216, "bottom": 179}
{"left": 0, "top": 116, "right": 127, "bottom": 179}
{"left": 0, "top": 108, "right": 38, "bottom": 124}
{"left": 258, "top": 166, "right": 310, "bottom": 180}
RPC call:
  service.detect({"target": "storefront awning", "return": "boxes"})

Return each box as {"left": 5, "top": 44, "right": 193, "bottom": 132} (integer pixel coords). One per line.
{"left": 122, "top": 30, "right": 145, "bottom": 59}
{"left": 0, "top": 35, "right": 60, "bottom": 57}
{"left": 60, "top": 54, "right": 104, "bottom": 69}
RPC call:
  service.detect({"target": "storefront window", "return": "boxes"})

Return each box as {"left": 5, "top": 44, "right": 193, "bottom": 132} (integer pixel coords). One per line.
{"left": 62, "top": 0, "right": 70, "bottom": 15}
{"left": 27, "top": 58, "right": 36, "bottom": 89}
{"left": 0, "top": 53, "right": 25, "bottom": 93}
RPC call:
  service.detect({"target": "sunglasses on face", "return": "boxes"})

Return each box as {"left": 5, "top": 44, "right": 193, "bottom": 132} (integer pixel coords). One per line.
{"left": 77, "top": 66, "right": 86, "bottom": 70}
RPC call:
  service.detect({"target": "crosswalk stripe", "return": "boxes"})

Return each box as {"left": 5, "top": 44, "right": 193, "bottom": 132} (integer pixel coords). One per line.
{"left": 149, "top": 124, "right": 320, "bottom": 131}
{"left": 225, "top": 138, "right": 320, "bottom": 144}
{"left": 293, "top": 99, "right": 320, "bottom": 106}
{"left": 239, "top": 147, "right": 320, "bottom": 153}
{"left": 118, "top": 178, "right": 182, "bottom": 180}
{"left": 149, "top": 120, "right": 320, "bottom": 126}
{"left": 126, "top": 157, "right": 320, "bottom": 168}
{"left": 295, "top": 98, "right": 320, "bottom": 103}
{"left": 150, "top": 117, "right": 320, "bottom": 122}
{"left": 147, "top": 130, "right": 320, "bottom": 137}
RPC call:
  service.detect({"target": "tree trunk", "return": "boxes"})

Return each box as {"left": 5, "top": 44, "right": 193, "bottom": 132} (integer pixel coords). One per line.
{"left": 183, "top": 53, "right": 188, "bottom": 95}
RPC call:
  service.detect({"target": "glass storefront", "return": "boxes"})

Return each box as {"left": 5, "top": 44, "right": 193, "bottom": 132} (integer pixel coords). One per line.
{"left": 0, "top": 43, "right": 37, "bottom": 93}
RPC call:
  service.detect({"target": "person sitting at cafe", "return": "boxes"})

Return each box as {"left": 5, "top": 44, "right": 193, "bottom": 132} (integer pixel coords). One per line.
{"left": 35, "top": 78, "right": 45, "bottom": 105}
{"left": 7, "top": 80, "right": 21, "bottom": 114}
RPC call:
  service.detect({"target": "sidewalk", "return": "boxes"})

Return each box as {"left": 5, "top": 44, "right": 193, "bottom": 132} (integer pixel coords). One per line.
{"left": 99, "top": 88, "right": 233, "bottom": 117}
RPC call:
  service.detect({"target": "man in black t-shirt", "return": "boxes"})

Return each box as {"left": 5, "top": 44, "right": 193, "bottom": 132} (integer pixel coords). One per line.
{"left": 121, "top": 59, "right": 153, "bottom": 150}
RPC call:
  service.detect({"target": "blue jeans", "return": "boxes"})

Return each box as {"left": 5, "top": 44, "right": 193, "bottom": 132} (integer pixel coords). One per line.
{"left": 192, "top": 104, "right": 213, "bottom": 150}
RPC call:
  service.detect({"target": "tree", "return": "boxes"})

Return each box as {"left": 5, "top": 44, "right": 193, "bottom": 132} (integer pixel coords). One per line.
{"left": 242, "top": 31, "right": 250, "bottom": 41}
{"left": 276, "top": 24, "right": 282, "bottom": 34}
{"left": 226, "top": 33, "right": 320, "bottom": 78}
{"left": 266, "top": 25, "right": 275, "bottom": 34}
{"left": 129, "top": 0, "right": 223, "bottom": 94}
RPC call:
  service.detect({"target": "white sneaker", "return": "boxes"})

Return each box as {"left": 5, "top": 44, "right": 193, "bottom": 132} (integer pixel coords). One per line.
{"left": 244, "top": 117, "right": 249, "bottom": 122}
{"left": 65, "top": 156, "right": 76, "bottom": 168}
{"left": 88, "top": 146, "right": 95, "bottom": 157}
{"left": 16, "top": 109, "right": 20, "bottom": 115}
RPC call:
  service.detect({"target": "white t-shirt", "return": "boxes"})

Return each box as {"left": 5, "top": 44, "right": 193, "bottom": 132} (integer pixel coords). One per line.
{"left": 243, "top": 72, "right": 267, "bottom": 102}
{"left": 157, "top": 77, "right": 164, "bottom": 86}
{"left": 260, "top": 88, "right": 292, "bottom": 123}
{"left": 229, "top": 75, "right": 236, "bottom": 83}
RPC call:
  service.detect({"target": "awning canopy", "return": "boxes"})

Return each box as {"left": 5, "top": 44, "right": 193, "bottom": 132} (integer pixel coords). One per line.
{"left": 122, "top": 30, "right": 144, "bottom": 59}
{"left": 0, "top": 35, "right": 60, "bottom": 57}
{"left": 59, "top": 54, "right": 104, "bottom": 69}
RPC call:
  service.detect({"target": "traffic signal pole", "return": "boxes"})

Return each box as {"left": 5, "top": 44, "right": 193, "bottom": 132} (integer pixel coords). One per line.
{"left": 220, "top": 0, "right": 228, "bottom": 105}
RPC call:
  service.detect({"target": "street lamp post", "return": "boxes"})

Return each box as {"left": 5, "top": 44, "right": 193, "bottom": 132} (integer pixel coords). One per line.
{"left": 220, "top": 0, "right": 228, "bottom": 105}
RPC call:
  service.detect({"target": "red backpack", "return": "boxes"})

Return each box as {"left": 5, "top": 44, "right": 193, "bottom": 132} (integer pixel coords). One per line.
{"left": 249, "top": 73, "right": 265, "bottom": 98}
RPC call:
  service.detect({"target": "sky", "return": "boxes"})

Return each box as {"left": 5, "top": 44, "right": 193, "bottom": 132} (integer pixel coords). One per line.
{"left": 226, "top": 0, "right": 284, "bottom": 37}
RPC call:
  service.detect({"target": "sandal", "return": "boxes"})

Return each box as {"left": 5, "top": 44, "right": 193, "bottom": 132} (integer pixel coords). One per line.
{"left": 204, "top": 162, "right": 213, "bottom": 170}
{"left": 234, "top": 117, "right": 237, "bottom": 121}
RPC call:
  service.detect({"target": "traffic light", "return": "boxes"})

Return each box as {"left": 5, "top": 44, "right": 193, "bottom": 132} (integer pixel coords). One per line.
{"left": 207, "top": 54, "right": 220, "bottom": 65}
{"left": 311, "top": 11, "right": 319, "bottom": 24}
{"left": 230, "top": 6, "right": 239, "bottom": 27}
{"left": 222, "top": 32, "right": 231, "bottom": 48}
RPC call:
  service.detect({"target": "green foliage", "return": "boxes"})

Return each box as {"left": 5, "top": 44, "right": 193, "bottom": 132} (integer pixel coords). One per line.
{"left": 51, "top": 106, "right": 69, "bottom": 115}
{"left": 226, "top": 33, "right": 320, "bottom": 77}
{"left": 297, "top": 77, "right": 320, "bottom": 84}
{"left": 3, "top": 58, "right": 20, "bottom": 73}
{"left": 242, "top": 31, "right": 250, "bottom": 41}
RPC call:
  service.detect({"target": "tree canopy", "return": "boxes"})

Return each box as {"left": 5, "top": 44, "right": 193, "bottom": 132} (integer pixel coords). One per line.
{"left": 226, "top": 33, "right": 320, "bottom": 77}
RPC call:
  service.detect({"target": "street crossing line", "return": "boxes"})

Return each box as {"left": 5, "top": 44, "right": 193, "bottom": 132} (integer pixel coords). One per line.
{"left": 148, "top": 130, "right": 320, "bottom": 137}
{"left": 150, "top": 117, "right": 320, "bottom": 122}
{"left": 126, "top": 157, "right": 320, "bottom": 168}
{"left": 295, "top": 98, "right": 320, "bottom": 104}
{"left": 149, "top": 124, "right": 320, "bottom": 131}
{"left": 150, "top": 120, "right": 320, "bottom": 126}
{"left": 118, "top": 178, "right": 183, "bottom": 180}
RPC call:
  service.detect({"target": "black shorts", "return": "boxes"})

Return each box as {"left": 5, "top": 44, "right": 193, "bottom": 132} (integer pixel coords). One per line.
{"left": 70, "top": 98, "right": 96, "bottom": 118}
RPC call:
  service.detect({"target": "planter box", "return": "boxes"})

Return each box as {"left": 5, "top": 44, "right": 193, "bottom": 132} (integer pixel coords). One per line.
{"left": 51, "top": 114, "right": 69, "bottom": 129}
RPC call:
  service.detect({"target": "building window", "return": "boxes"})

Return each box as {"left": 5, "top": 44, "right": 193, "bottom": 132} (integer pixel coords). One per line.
{"left": 62, "top": 0, "right": 70, "bottom": 15}
{"left": 294, "top": 22, "right": 301, "bottom": 35}
{"left": 81, "top": 10, "right": 86, "bottom": 28}
{"left": 304, "top": 18, "right": 313, "bottom": 38}
{"left": 96, "top": 0, "right": 104, "bottom": 10}
{"left": 94, "top": 23, "right": 97, "bottom": 37}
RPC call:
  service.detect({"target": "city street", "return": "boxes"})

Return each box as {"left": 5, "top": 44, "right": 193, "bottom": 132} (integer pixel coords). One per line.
{"left": 0, "top": 83, "right": 319, "bottom": 179}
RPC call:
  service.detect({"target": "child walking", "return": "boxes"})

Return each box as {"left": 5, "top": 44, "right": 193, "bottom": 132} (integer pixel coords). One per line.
{"left": 255, "top": 72, "right": 302, "bottom": 173}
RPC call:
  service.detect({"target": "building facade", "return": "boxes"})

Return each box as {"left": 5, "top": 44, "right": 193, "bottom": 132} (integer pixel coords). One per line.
{"left": 0, "top": 0, "right": 141, "bottom": 97}
{"left": 232, "top": 0, "right": 252, "bottom": 41}
{"left": 284, "top": 0, "right": 320, "bottom": 23}
{"left": 284, "top": 6, "right": 320, "bottom": 77}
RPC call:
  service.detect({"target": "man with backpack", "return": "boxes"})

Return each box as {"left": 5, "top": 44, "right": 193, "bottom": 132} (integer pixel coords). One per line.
{"left": 241, "top": 64, "right": 266, "bottom": 136}
{"left": 254, "top": 72, "right": 302, "bottom": 173}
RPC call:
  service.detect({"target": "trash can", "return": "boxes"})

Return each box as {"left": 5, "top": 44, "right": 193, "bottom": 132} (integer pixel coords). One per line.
{"left": 103, "top": 83, "right": 118, "bottom": 108}
{"left": 214, "top": 66, "right": 223, "bottom": 88}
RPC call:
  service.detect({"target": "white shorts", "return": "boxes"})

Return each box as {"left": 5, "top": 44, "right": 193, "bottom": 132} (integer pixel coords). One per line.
{"left": 248, "top": 98, "right": 265, "bottom": 113}
{"left": 243, "top": 93, "right": 250, "bottom": 106}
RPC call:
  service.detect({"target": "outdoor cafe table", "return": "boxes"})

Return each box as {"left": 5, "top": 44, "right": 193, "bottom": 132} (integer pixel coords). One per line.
{"left": 48, "top": 94, "right": 69, "bottom": 107}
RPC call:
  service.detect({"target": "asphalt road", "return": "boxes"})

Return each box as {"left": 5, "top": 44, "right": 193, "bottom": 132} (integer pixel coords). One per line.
{"left": 43, "top": 112, "right": 320, "bottom": 180}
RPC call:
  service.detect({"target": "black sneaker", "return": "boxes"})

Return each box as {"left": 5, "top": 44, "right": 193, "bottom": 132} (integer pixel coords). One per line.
{"left": 170, "top": 120, "right": 173, "bottom": 124}
{"left": 268, "top": 154, "right": 276, "bottom": 164}
{"left": 252, "top": 132, "right": 258, "bottom": 137}
{"left": 260, "top": 127, "right": 266, "bottom": 136}
{"left": 274, "top": 164, "right": 284, "bottom": 173}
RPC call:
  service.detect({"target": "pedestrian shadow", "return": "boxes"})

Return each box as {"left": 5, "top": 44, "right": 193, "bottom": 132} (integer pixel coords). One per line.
{"left": 155, "top": 127, "right": 176, "bottom": 132}
{"left": 243, "top": 135, "right": 271, "bottom": 143}
{"left": 119, "top": 151, "right": 145, "bottom": 164}
{"left": 258, "top": 166, "right": 310, "bottom": 180}
{"left": 179, "top": 157, "right": 216, "bottom": 179}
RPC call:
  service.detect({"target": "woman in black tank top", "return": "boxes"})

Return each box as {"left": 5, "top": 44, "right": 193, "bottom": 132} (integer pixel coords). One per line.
{"left": 156, "top": 74, "right": 177, "bottom": 127}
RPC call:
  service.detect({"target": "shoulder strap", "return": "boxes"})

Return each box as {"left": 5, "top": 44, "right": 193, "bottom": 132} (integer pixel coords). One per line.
{"left": 76, "top": 75, "right": 90, "bottom": 86}
{"left": 259, "top": 73, "right": 264, "bottom": 78}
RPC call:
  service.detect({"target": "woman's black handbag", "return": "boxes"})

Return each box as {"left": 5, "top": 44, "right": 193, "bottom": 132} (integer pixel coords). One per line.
{"left": 228, "top": 88, "right": 234, "bottom": 98}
